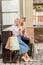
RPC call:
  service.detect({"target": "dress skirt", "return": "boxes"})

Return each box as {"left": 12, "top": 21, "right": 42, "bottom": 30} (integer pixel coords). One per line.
{"left": 17, "top": 35, "right": 30, "bottom": 54}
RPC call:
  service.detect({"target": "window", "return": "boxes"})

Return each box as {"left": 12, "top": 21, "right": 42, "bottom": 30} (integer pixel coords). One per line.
{"left": 2, "top": 0, "right": 20, "bottom": 25}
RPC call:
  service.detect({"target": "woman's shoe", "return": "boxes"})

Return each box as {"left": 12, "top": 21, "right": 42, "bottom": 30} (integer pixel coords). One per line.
{"left": 22, "top": 56, "right": 29, "bottom": 62}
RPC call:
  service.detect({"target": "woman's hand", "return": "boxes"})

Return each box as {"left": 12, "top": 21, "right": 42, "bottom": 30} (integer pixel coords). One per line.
{"left": 19, "top": 29, "right": 22, "bottom": 35}
{"left": 8, "top": 29, "right": 15, "bottom": 36}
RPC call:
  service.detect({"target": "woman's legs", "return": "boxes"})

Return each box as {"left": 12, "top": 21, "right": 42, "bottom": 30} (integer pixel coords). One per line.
{"left": 22, "top": 52, "right": 33, "bottom": 62}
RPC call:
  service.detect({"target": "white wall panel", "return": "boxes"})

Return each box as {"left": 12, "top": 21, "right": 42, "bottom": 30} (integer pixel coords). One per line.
{"left": 2, "top": 0, "right": 19, "bottom": 12}
{"left": 2, "top": 13, "right": 20, "bottom": 25}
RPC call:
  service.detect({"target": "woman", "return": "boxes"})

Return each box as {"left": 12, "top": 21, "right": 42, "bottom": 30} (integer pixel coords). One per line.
{"left": 9, "top": 18, "right": 31, "bottom": 62}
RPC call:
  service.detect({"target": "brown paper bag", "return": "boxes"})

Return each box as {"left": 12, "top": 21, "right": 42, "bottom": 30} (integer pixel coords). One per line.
{"left": 5, "top": 37, "right": 11, "bottom": 50}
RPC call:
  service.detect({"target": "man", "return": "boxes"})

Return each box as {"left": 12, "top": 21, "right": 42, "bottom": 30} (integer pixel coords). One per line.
{"left": 20, "top": 17, "right": 30, "bottom": 45}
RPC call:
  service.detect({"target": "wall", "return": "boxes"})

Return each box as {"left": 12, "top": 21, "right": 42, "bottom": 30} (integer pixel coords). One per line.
{"left": 20, "top": 0, "right": 33, "bottom": 27}
{"left": 25, "top": 0, "right": 33, "bottom": 27}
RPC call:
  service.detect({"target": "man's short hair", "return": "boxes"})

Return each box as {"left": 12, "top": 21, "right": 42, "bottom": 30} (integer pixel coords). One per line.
{"left": 22, "top": 17, "right": 26, "bottom": 21}
{"left": 22, "top": 17, "right": 26, "bottom": 19}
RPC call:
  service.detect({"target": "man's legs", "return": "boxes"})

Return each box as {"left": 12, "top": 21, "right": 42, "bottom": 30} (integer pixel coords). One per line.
{"left": 21, "top": 36, "right": 30, "bottom": 45}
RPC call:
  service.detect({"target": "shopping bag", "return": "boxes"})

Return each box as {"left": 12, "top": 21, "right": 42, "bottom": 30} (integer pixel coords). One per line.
{"left": 5, "top": 36, "right": 20, "bottom": 51}
{"left": 5, "top": 37, "right": 10, "bottom": 50}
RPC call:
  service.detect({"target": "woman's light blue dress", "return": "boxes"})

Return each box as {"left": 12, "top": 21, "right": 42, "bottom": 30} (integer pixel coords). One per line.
{"left": 17, "top": 35, "right": 30, "bottom": 54}
{"left": 9, "top": 25, "right": 30, "bottom": 54}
